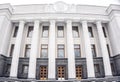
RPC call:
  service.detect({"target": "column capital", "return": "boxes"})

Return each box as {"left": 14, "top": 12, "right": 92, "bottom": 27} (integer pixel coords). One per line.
{"left": 81, "top": 20, "right": 87, "bottom": 23}
{"left": 19, "top": 20, "right": 25, "bottom": 23}
{"left": 34, "top": 20, "right": 40, "bottom": 23}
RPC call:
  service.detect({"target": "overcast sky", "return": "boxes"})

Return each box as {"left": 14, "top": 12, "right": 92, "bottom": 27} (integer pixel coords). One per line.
{"left": 0, "top": 0, "right": 119, "bottom": 6}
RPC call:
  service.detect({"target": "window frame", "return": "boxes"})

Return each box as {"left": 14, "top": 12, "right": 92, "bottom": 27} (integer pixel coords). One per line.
{"left": 24, "top": 44, "right": 31, "bottom": 58}
{"left": 42, "top": 26, "right": 49, "bottom": 38}
{"left": 57, "top": 44, "right": 65, "bottom": 58}
{"left": 13, "top": 26, "right": 19, "bottom": 37}
{"left": 57, "top": 26, "right": 64, "bottom": 38}
{"left": 91, "top": 44, "right": 97, "bottom": 58}
{"left": 9, "top": 44, "right": 15, "bottom": 57}
{"left": 88, "top": 26, "right": 94, "bottom": 37}
{"left": 41, "top": 44, "right": 48, "bottom": 58}
{"left": 27, "top": 26, "right": 33, "bottom": 38}
{"left": 72, "top": 26, "right": 79, "bottom": 38}
{"left": 74, "top": 44, "right": 81, "bottom": 58}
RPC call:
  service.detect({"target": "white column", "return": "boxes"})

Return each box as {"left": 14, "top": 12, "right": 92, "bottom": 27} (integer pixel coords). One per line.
{"left": 96, "top": 21, "right": 112, "bottom": 77}
{"left": 66, "top": 20, "right": 76, "bottom": 79}
{"left": 48, "top": 20, "right": 56, "bottom": 80}
{"left": 28, "top": 20, "right": 40, "bottom": 79}
{"left": 82, "top": 21, "right": 95, "bottom": 78}
{"left": 10, "top": 21, "right": 25, "bottom": 78}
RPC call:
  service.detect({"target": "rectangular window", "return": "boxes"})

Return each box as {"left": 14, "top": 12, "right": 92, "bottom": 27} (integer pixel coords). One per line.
{"left": 57, "top": 45, "right": 65, "bottom": 58}
{"left": 94, "top": 64, "right": 100, "bottom": 74}
{"left": 41, "top": 45, "right": 48, "bottom": 58}
{"left": 9, "top": 44, "right": 14, "bottom": 57}
{"left": 5, "top": 64, "right": 11, "bottom": 74}
{"left": 102, "top": 27, "right": 107, "bottom": 37}
{"left": 74, "top": 45, "right": 81, "bottom": 58}
{"left": 13, "top": 26, "right": 18, "bottom": 37}
{"left": 107, "top": 44, "right": 111, "bottom": 57}
{"left": 42, "top": 26, "right": 49, "bottom": 38}
{"left": 111, "top": 63, "right": 115, "bottom": 73}
{"left": 40, "top": 66, "right": 48, "bottom": 80}
{"left": 76, "top": 65, "right": 82, "bottom": 79}
{"left": 57, "top": 26, "right": 64, "bottom": 38}
{"left": 22, "top": 65, "right": 28, "bottom": 74}
{"left": 27, "top": 26, "right": 33, "bottom": 38}
{"left": 72, "top": 26, "right": 79, "bottom": 38}
{"left": 24, "top": 44, "right": 31, "bottom": 57}
{"left": 88, "top": 27, "right": 93, "bottom": 37}
{"left": 91, "top": 45, "right": 97, "bottom": 57}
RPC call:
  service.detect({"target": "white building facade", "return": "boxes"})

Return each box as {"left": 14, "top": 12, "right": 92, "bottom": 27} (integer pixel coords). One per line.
{"left": 0, "top": 1, "right": 120, "bottom": 82}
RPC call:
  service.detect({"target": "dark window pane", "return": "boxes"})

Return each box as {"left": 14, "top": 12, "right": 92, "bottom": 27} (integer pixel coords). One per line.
{"left": 102, "top": 27, "right": 107, "bottom": 37}
{"left": 72, "top": 26, "right": 79, "bottom": 38}
{"left": 10, "top": 44, "right": 14, "bottom": 57}
{"left": 25, "top": 44, "right": 31, "bottom": 57}
{"left": 57, "top": 26, "right": 64, "bottom": 38}
{"left": 91, "top": 45, "right": 96, "bottom": 57}
{"left": 13, "top": 26, "right": 18, "bottom": 37}
{"left": 107, "top": 44, "right": 111, "bottom": 57}
{"left": 88, "top": 27, "right": 93, "bottom": 37}
{"left": 27, "top": 26, "right": 33, "bottom": 38}
{"left": 94, "top": 64, "right": 100, "bottom": 73}
{"left": 74, "top": 45, "right": 81, "bottom": 57}
{"left": 42, "top": 26, "right": 49, "bottom": 37}
{"left": 58, "top": 45, "right": 64, "bottom": 58}
{"left": 5, "top": 64, "right": 11, "bottom": 74}
{"left": 41, "top": 45, "right": 48, "bottom": 58}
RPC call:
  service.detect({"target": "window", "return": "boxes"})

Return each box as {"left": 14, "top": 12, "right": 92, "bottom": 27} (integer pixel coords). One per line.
{"left": 5, "top": 64, "right": 11, "bottom": 74}
{"left": 40, "top": 66, "right": 48, "bottom": 80}
{"left": 94, "top": 64, "right": 100, "bottom": 74}
{"left": 57, "top": 45, "right": 65, "bottom": 58}
{"left": 57, "top": 66, "right": 65, "bottom": 80}
{"left": 57, "top": 26, "right": 64, "bottom": 38}
{"left": 102, "top": 27, "right": 107, "bottom": 37}
{"left": 111, "top": 63, "right": 115, "bottom": 73}
{"left": 27, "top": 26, "right": 33, "bottom": 38}
{"left": 24, "top": 44, "right": 31, "bottom": 57}
{"left": 88, "top": 27, "right": 93, "bottom": 37}
{"left": 107, "top": 44, "right": 111, "bottom": 57}
{"left": 74, "top": 45, "right": 81, "bottom": 58}
{"left": 22, "top": 65, "right": 28, "bottom": 74}
{"left": 42, "top": 26, "right": 49, "bottom": 37}
{"left": 91, "top": 45, "right": 97, "bottom": 57}
{"left": 41, "top": 45, "right": 48, "bottom": 58}
{"left": 9, "top": 44, "right": 14, "bottom": 57}
{"left": 76, "top": 65, "right": 82, "bottom": 79}
{"left": 13, "top": 26, "right": 18, "bottom": 37}
{"left": 72, "top": 26, "right": 79, "bottom": 38}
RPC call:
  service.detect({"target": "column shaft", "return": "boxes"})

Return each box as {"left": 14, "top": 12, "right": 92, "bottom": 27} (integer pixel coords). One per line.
{"left": 66, "top": 20, "right": 76, "bottom": 79}
{"left": 10, "top": 21, "right": 25, "bottom": 77}
{"left": 28, "top": 20, "right": 40, "bottom": 78}
{"left": 48, "top": 20, "right": 56, "bottom": 79}
{"left": 96, "top": 21, "right": 112, "bottom": 76}
{"left": 82, "top": 21, "right": 95, "bottom": 78}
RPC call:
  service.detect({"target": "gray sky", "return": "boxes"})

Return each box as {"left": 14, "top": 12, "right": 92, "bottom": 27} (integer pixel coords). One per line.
{"left": 0, "top": 0, "right": 119, "bottom": 6}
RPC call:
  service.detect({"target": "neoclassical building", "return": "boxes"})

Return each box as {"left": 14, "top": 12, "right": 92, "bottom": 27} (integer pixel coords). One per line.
{"left": 0, "top": 1, "right": 120, "bottom": 82}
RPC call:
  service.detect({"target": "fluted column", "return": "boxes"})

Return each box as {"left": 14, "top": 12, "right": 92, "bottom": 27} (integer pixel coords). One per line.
{"left": 81, "top": 21, "right": 95, "bottom": 78}
{"left": 66, "top": 20, "right": 76, "bottom": 79}
{"left": 28, "top": 20, "right": 40, "bottom": 79}
{"left": 48, "top": 20, "right": 56, "bottom": 80}
{"left": 96, "top": 21, "right": 112, "bottom": 77}
{"left": 10, "top": 21, "right": 25, "bottom": 78}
